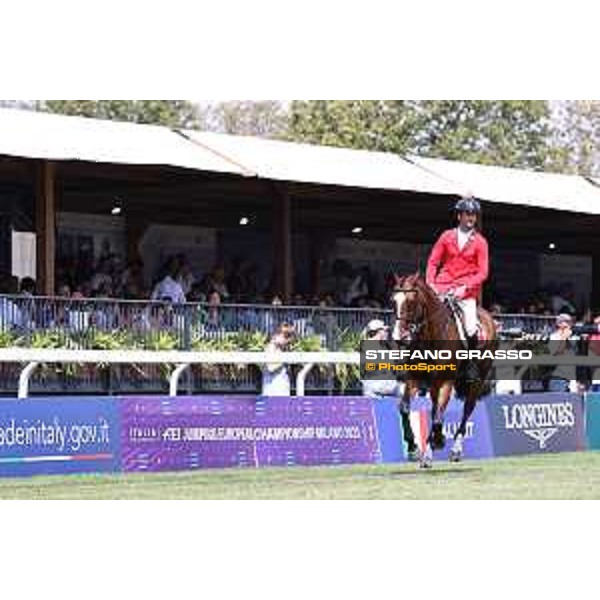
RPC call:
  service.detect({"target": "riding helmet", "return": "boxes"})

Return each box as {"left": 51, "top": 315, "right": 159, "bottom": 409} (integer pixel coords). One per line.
{"left": 454, "top": 196, "right": 481, "bottom": 214}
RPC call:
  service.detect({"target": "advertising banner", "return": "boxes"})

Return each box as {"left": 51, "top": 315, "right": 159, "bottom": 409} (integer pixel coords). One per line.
{"left": 584, "top": 393, "right": 600, "bottom": 450}
{"left": 0, "top": 398, "right": 120, "bottom": 477}
{"left": 486, "top": 393, "right": 585, "bottom": 456}
{"left": 121, "top": 396, "right": 402, "bottom": 472}
{"left": 408, "top": 396, "right": 494, "bottom": 460}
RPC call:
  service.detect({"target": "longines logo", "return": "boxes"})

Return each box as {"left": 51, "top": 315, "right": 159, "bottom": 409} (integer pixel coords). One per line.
{"left": 501, "top": 402, "right": 575, "bottom": 449}
{"left": 522, "top": 428, "right": 559, "bottom": 449}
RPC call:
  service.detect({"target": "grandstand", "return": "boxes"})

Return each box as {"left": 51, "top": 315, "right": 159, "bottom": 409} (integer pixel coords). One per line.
{"left": 2, "top": 107, "right": 600, "bottom": 395}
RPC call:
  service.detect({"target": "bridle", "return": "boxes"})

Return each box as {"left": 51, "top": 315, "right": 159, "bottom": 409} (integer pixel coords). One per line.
{"left": 392, "top": 286, "right": 427, "bottom": 340}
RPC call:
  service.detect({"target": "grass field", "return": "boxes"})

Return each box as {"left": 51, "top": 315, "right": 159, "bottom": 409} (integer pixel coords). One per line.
{"left": 1, "top": 451, "right": 599, "bottom": 499}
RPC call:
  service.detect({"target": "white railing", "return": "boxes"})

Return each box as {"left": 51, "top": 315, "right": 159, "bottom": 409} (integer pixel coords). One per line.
{"left": 1, "top": 348, "right": 596, "bottom": 399}
{"left": 0, "top": 348, "right": 359, "bottom": 399}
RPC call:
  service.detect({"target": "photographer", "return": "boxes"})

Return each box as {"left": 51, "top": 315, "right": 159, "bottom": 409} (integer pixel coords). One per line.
{"left": 361, "top": 319, "right": 403, "bottom": 399}
{"left": 261, "top": 323, "right": 296, "bottom": 397}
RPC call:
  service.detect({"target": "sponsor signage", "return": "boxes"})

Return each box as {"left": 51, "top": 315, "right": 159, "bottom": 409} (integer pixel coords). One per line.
{"left": 121, "top": 396, "right": 400, "bottom": 472}
{"left": 486, "top": 393, "right": 585, "bottom": 455}
{"left": 1, "top": 392, "right": 594, "bottom": 479}
{"left": 0, "top": 398, "right": 121, "bottom": 477}
{"left": 584, "top": 393, "right": 600, "bottom": 450}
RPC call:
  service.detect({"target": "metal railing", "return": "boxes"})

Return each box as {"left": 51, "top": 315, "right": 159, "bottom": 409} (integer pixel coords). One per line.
{"left": 0, "top": 294, "right": 558, "bottom": 344}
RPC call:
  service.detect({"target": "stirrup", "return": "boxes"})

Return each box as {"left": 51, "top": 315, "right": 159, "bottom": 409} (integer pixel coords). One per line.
{"left": 465, "top": 360, "right": 480, "bottom": 382}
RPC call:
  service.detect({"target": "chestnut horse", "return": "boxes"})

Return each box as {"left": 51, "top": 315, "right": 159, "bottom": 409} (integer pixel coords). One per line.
{"left": 392, "top": 273, "right": 497, "bottom": 467}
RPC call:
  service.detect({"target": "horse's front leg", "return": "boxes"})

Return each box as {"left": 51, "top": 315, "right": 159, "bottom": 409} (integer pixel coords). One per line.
{"left": 400, "top": 379, "right": 421, "bottom": 462}
{"left": 421, "top": 381, "right": 452, "bottom": 469}
{"left": 430, "top": 381, "right": 452, "bottom": 450}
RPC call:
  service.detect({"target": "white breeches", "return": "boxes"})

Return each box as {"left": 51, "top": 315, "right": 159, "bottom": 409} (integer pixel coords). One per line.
{"left": 458, "top": 298, "right": 478, "bottom": 337}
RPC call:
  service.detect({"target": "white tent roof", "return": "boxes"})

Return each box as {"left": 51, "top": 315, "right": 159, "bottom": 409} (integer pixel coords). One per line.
{"left": 0, "top": 107, "right": 250, "bottom": 176}
{"left": 410, "top": 155, "right": 600, "bottom": 215}
{"left": 2, "top": 107, "right": 600, "bottom": 215}
{"left": 182, "top": 130, "right": 460, "bottom": 196}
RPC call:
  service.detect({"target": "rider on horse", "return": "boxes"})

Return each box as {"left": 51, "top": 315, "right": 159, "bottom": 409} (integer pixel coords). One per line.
{"left": 426, "top": 196, "right": 489, "bottom": 378}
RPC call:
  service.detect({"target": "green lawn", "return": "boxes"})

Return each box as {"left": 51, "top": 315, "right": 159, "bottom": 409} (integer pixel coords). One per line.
{"left": 1, "top": 452, "right": 599, "bottom": 500}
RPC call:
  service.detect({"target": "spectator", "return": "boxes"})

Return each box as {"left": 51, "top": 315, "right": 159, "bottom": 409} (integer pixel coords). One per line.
{"left": 490, "top": 302, "right": 503, "bottom": 314}
{"left": 151, "top": 260, "right": 186, "bottom": 304}
{"left": 588, "top": 316, "right": 600, "bottom": 390}
{"left": 547, "top": 314, "right": 577, "bottom": 392}
{"left": 226, "top": 256, "right": 245, "bottom": 301}
{"left": 210, "top": 267, "right": 229, "bottom": 300}
{"left": 120, "top": 258, "right": 145, "bottom": 297}
{"left": 360, "top": 319, "right": 404, "bottom": 399}
{"left": 243, "top": 263, "right": 259, "bottom": 300}
{"left": 56, "top": 283, "right": 71, "bottom": 298}
{"left": 345, "top": 266, "right": 371, "bottom": 306}
{"left": 71, "top": 286, "right": 86, "bottom": 300}
{"left": 90, "top": 258, "right": 113, "bottom": 296}
{"left": 261, "top": 323, "right": 295, "bottom": 396}
{"left": 551, "top": 284, "right": 576, "bottom": 315}
{"left": 18, "top": 277, "right": 37, "bottom": 328}
{"left": 0, "top": 275, "right": 23, "bottom": 329}
{"left": 176, "top": 255, "right": 195, "bottom": 296}
{"left": 292, "top": 294, "right": 305, "bottom": 306}
{"left": 20, "top": 277, "right": 36, "bottom": 296}
{"left": 205, "top": 290, "right": 222, "bottom": 329}
{"left": 187, "top": 283, "right": 206, "bottom": 303}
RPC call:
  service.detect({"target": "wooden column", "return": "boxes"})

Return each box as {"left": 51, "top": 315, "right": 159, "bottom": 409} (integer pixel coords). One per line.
{"left": 125, "top": 211, "right": 148, "bottom": 264}
{"left": 272, "top": 184, "right": 293, "bottom": 302}
{"left": 592, "top": 250, "right": 600, "bottom": 312}
{"left": 35, "top": 160, "right": 56, "bottom": 295}
{"left": 309, "top": 232, "right": 331, "bottom": 299}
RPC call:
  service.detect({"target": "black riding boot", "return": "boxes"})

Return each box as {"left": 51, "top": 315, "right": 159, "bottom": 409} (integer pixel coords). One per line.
{"left": 465, "top": 334, "right": 481, "bottom": 382}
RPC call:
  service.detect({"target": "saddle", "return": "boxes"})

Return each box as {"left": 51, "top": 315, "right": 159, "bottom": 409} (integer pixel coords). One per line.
{"left": 441, "top": 294, "right": 484, "bottom": 345}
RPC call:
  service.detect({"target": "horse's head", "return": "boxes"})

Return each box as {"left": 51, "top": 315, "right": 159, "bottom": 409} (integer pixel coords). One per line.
{"left": 391, "top": 273, "right": 426, "bottom": 342}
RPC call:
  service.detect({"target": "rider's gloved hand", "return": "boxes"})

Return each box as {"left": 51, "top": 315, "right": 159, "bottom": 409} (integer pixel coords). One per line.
{"left": 453, "top": 285, "right": 467, "bottom": 299}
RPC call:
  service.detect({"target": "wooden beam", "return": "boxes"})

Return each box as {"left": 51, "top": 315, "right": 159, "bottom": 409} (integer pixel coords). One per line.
{"left": 35, "top": 160, "right": 56, "bottom": 295}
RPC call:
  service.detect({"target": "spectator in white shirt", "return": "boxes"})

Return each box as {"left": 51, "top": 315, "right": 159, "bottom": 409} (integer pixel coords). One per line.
{"left": 262, "top": 323, "right": 296, "bottom": 396}
{"left": 151, "top": 261, "right": 186, "bottom": 304}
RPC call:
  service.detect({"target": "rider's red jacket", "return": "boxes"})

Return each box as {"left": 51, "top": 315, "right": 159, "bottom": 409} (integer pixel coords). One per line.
{"left": 426, "top": 228, "right": 489, "bottom": 300}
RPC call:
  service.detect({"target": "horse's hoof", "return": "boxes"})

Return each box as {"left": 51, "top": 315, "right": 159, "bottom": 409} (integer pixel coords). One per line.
{"left": 407, "top": 448, "right": 422, "bottom": 462}
{"left": 431, "top": 436, "right": 446, "bottom": 451}
{"left": 449, "top": 450, "right": 462, "bottom": 463}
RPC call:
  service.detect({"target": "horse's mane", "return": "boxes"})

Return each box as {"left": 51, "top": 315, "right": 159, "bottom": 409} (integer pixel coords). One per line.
{"left": 411, "top": 274, "right": 440, "bottom": 306}
{"left": 399, "top": 273, "right": 442, "bottom": 310}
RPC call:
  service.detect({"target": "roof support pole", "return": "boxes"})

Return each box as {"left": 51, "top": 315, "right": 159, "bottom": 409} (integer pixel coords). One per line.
{"left": 272, "top": 184, "right": 293, "bottom": 303}
{"left": 592, "top": 250, "right": 600, "bottom": 311}
{"left": 309, "top": 233, "right": 331, "bottom": 299}
{"left": 35, "top": 160, "right": 56, "bottom": 295}
{"left": 125, "top": 211, "right": 148, "bottom": 265}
